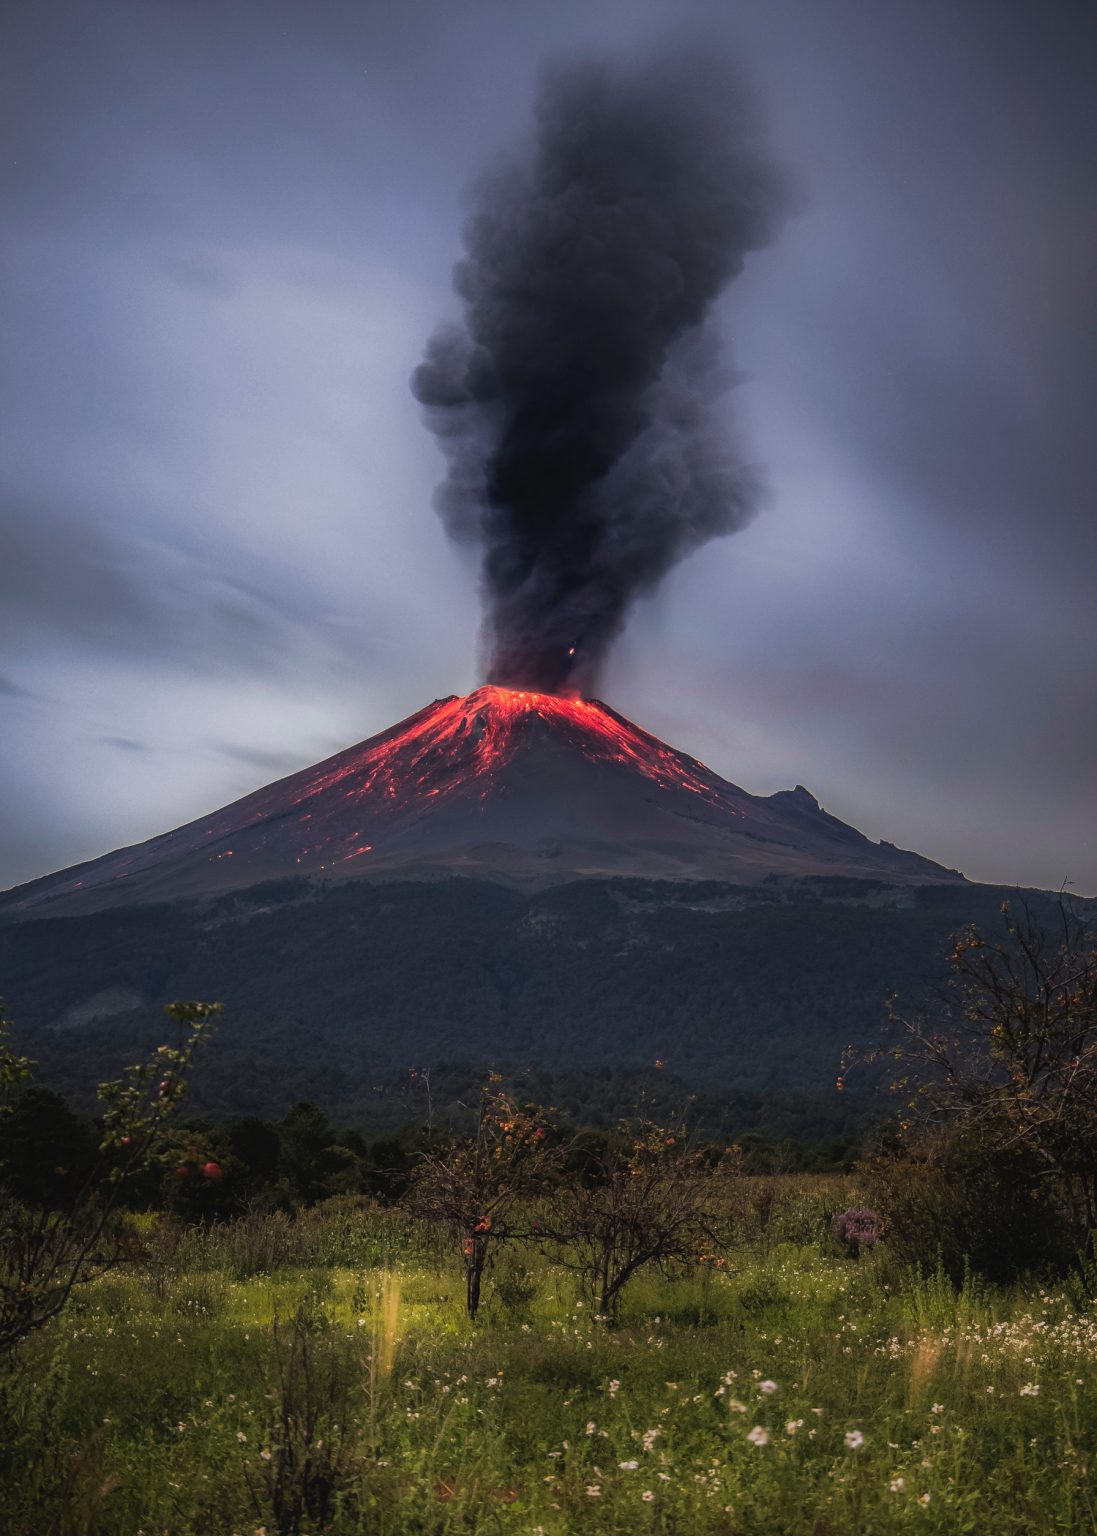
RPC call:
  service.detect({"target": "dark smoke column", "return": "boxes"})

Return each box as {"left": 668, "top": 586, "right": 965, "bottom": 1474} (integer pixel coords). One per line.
{"left": 412, "top": 48, "right": 790, "bottom": 694}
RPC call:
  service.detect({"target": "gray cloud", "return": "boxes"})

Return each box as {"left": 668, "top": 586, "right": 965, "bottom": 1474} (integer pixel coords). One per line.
{"left": 0, "top": 495, "right": 333, "bottom": 678}
{"left": 1, "top": 0, "right": 1095, "bottom": 894}
{"left": 96, "top": 737, "right": 149, "bottom": 753}
{"left": 212, "top": 741, "right": 316, "bottom": 776}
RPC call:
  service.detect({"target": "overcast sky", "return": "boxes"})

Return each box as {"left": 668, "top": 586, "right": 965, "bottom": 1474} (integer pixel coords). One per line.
{"left": 3, "top": 0, "right": 1095, "bottom": 895}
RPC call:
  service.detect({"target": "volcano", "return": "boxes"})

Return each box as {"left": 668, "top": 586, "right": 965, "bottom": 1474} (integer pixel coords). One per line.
{"left": 2, "top": 687, "right": 961, "bottom": 917}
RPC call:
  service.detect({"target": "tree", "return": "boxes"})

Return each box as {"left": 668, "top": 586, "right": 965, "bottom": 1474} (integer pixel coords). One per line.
{"left": 406, "top": 1079, "right": 558, "bottom": 1318}
{"left": 541, "top": 1115, "right": 733, "bottom": 1321}
{"left": 0, "top": 1085, "right": 97, "bottom": 1209}
{"left": 863, "top": 898, "right": 1097, "bottom": 1261}
{"left": 0, "top": 999, "right": 220, "bottom": 1354}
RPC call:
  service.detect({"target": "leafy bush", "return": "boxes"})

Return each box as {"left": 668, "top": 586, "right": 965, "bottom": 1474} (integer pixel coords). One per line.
{"left": 861, "top": 1133, "right": 1071, "bottom": 1283}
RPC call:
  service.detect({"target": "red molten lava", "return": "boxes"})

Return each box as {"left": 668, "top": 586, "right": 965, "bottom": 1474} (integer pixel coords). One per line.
{"left": 291, "top": 686, "right": 727, "bottom": 815}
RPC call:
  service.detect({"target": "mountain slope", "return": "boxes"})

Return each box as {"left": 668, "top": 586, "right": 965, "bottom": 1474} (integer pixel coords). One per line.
{"left": 2, "top": 686, "right": 961, "bottom": 917}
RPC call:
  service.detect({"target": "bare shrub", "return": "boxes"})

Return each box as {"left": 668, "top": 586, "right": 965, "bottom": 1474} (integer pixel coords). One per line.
{"left": 541, "top": 1118, "right": 732, "bottom": 1321}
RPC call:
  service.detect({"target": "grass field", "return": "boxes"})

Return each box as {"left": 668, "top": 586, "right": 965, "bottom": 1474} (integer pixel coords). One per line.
{"left": 2, "top": 1184, "right": 1095, "bottom": 1535}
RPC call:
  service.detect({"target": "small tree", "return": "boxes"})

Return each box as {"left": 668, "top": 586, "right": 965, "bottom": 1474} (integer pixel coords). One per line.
{"left": 406, "top": 1078, "right": 558, "bottom": 1318}
{"left": 0, "top": 999, "right": 220, "bottom": 1353}
{"left": 860, "top": 898, "right": 1097, "bottom": 1263}
{"left": 542, "top": 1116, "right": 731, "bottom": 1321}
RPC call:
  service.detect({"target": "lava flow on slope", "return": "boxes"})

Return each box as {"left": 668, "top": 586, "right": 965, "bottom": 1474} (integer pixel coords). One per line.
{"left": 2, "top": 686, "right": 962, "bottom": 916}
{"left": 290, "top": 688, "right": 729, "bottom": 813}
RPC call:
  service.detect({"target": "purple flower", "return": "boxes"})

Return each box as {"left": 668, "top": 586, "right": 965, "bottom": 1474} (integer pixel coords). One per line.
{"left": 832, "top": 1207, "right": 884, "bottom": 1253}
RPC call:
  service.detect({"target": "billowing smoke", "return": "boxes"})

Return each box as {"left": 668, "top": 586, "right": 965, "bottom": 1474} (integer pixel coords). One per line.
{"left": 412, "top": 47, "right": 790, "bottom": 694}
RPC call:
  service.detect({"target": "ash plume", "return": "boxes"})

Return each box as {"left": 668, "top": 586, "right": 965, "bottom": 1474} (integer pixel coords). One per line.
{"left": 412, "top": 47, "right": 791, "bottom": 693}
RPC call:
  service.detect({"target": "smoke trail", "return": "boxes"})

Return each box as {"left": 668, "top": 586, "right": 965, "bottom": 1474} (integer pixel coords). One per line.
{"left": 412, "top": 47, "right": 790, "bottom": 693}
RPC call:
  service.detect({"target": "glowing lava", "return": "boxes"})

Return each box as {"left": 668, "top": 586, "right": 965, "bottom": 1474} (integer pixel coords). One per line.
{"left": 292, "top": 686, "right": 727, "bottom": 813}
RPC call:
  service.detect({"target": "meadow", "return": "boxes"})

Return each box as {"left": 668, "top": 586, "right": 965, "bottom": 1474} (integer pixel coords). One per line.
{"left": 2, "top": 1181, "right": 1094, "bottom": 1536}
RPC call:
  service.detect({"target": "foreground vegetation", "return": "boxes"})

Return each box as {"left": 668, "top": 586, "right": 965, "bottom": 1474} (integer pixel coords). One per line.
{"left": 2, "top": 897, "right": 1094, "bottom": 1531}
{"left": 1, "top": 1191, "right": 1095, "bottom": 1535}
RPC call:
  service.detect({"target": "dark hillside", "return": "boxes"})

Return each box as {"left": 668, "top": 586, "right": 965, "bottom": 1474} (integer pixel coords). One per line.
{"left": 1, "top": 876, "right": 1071, "bottom": 1138}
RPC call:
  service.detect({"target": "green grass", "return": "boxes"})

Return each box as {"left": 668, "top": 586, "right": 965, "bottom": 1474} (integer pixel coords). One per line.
{"left": 2, "top": 1190, "right": 1095, "bottom": 1534}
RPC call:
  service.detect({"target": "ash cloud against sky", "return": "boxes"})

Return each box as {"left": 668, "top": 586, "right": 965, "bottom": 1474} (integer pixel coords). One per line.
{"left": 1, "top": 0, "right": 1095, "bottom": 894}
{"left": 413, "top": 50, "right": 789, "bottom": 693}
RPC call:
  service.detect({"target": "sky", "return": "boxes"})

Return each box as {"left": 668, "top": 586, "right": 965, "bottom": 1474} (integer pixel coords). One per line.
{"left": 3, "top": 0, "right": 1095, "bottom": 896}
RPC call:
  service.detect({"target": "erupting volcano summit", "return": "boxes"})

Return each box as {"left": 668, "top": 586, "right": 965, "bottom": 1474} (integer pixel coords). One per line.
{"left": 4, "top": 688, "right": 961, "bottom": 918}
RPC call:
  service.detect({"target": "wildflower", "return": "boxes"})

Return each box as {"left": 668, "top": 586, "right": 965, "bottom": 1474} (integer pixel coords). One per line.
{"left": 259, "top": 1449, "right": 272, "bottom": 1461}
{"left": 786, "top": 1419, "right": 804, "bottom": 1435}
{"left": 930, "top": 1403, "right": 944, "bottom": 1414}
{"left": 1020, "top": 1383, "right": 1040, "bottom": 1396}
{"left": 747, "top": 1426, "right": 770, "bottom": 1447}
{"left": 890, "top": 1477, "right": 905, "bottom": 1492}
{"left": 586, "top": 1422, "right": 596, "bottom": 1435}
{"left": 619, "top": 1460, "right": 639, "bottom": 1471}
{"left": 585, "top": 1485, "right": 601, "bottom": 1497}
{"left": 608, "top": 1379, "right": 621, "bottom": 1397}
{"left": 236, "top": 1431, "right": 247, "bottom": 1443}
{"left": 918, "top": 1492, "right": 931, "bottom": 1506}
{"left": 832, "top": 1207, "right": 883, "bottom": 1251}
{"left": 759, "top": 1379, "right": 778, "bottom": 1395}
{"left": 727, "top": 1398, "right": 747, "bottom": 1413}
{"left": 642, "top": 1490, "right": 655, "bottom": 1502}
{"left": 844, "top": 1430, "right": 865, "bottom": 1450}
{"left": 641, "top": 1428, "right": 662, "bottom": 1453}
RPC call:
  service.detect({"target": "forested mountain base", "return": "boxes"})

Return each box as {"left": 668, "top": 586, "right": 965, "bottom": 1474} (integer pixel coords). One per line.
{"left": 0, "top": 877, "right": 1081, "bottom": 1139}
